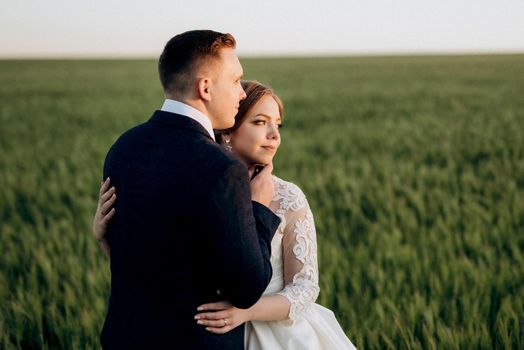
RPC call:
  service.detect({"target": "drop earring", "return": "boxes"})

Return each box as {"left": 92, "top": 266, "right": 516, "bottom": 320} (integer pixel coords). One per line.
{"left": 224, "top": 138, "right": 233, "bottom": 152}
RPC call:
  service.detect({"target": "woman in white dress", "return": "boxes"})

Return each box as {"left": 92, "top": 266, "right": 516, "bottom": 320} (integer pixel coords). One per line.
{"left": 93, "top": 81, "right": 356, "bottom": 350}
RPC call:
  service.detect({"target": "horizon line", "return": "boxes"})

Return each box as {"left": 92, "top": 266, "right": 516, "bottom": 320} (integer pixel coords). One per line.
{"left": 1, "top": 50, "right": 524, "bottom": 60}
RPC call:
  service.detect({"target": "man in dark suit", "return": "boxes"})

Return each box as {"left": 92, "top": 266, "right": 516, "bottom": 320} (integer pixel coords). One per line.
{"left": 98, "top": 30, "right": 281, "bottom": 349}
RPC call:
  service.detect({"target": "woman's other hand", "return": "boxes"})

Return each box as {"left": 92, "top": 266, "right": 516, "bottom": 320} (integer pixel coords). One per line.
{"left": 92, "top": 177, "right": 116, "bottom": 243}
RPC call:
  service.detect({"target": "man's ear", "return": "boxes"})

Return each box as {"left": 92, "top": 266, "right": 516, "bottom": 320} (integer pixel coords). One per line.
{"left": 197, "top": 77, "right": 212, "bottom": 102}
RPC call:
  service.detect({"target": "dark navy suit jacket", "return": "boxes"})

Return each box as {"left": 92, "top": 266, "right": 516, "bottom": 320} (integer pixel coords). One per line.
{"left": 100, "top": 110, "right": 280, "bottom": 349}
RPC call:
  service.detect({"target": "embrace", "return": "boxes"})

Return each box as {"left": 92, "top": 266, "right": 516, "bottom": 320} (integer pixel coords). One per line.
{"left": 92, "top": 30, "right": 356, "bottom": 349}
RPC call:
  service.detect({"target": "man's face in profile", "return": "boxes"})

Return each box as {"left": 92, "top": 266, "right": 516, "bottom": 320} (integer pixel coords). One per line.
{"left": 206, "top": 48, "right": 246, "bottom": 130}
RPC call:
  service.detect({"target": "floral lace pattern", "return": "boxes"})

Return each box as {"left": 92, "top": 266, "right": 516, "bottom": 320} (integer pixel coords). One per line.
{"left": 272, "top": 176, "right": 320, "bottom": 323}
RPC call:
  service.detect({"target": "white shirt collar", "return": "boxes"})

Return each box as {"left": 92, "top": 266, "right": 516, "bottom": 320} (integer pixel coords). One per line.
{"left": 160, "top": 99, "right": 215, "bottom": 141}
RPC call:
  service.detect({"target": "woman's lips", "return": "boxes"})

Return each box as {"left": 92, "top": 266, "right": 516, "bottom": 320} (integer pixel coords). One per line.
{"left": 261, "top": 145, "right": 277, "bottom": 152}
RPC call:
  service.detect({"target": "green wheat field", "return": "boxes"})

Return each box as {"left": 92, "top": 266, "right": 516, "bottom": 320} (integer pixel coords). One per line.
{"left": 1, "top": 54, "right": 523, "bottom": 349}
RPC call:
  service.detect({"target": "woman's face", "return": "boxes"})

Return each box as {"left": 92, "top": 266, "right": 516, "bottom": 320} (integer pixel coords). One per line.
{"left": 230, "top": 95, "right": 282, "bottom": 166}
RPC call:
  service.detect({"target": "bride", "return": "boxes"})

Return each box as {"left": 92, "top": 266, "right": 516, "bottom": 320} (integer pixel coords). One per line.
{"left": 93, "top": 80, "right": 357, "bottom": 350}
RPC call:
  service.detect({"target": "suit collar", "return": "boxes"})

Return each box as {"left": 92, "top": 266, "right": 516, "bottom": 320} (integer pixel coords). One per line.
{"left": 149, "top": 110, "right": 215, "bottom": 141}
{"left": 160, "top": 99, "right": 215, "bottom": 141}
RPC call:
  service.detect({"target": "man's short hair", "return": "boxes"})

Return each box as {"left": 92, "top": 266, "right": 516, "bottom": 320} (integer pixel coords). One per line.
{"left": 158, "top": 30, "right": 236, "bottom": 96}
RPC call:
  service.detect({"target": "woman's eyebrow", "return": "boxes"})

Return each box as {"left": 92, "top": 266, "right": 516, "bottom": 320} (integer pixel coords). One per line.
{"left": 254, "top": 113, "right": 281, "bottom": 122}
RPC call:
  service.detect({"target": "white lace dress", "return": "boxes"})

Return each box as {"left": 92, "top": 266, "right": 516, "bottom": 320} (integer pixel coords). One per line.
{"left": 244, "top": 176, "right": 357, "bottom": 350}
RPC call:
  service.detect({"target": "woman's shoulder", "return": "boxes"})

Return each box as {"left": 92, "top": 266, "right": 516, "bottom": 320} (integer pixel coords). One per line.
{"left": 272, "top": 175, "right": 308, "bottom": 212}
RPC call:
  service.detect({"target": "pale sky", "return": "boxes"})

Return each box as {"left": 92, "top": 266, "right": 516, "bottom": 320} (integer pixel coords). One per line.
{"left": 1, "top": 0, "right": 523, "bottom": 58}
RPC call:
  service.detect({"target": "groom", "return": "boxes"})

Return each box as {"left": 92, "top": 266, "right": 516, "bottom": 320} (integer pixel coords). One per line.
{"left": 99, "top": 30, "right": 281, "bottom": 349}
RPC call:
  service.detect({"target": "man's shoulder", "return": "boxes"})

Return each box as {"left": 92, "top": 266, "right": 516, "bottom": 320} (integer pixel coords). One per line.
{"left": 200, "top": 142, "right": 246, "bottom": 174}
{"left": 109, "top": 119, "right": 152, "bottom": 143}
{"left": 109, "top": 116, "right": 205, "bottom": 149}
{"left": 105, "top": 116, "right": 245, "bottom": 173}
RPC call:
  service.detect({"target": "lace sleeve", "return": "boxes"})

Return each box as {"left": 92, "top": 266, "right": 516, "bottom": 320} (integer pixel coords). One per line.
{"left": 276, "top": 183, "right": 320, "bottom": 324}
